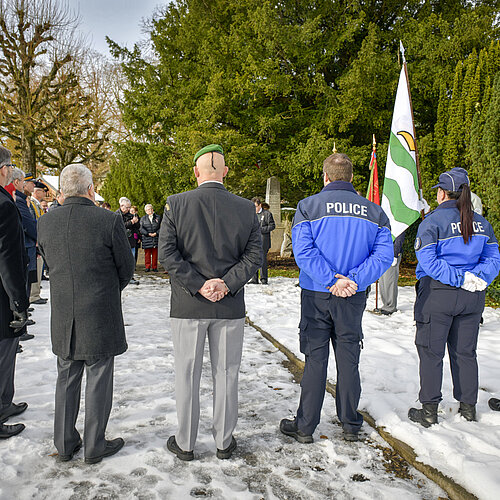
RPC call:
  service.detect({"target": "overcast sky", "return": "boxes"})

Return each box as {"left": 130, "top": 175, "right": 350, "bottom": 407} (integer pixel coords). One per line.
{"left": 75, "top": 0, "right": 164, "bottom": 55}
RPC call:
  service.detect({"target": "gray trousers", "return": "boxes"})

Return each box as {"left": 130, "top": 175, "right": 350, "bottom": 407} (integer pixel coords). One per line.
{"left": 171, "top": 318, "right": 245, "bottom": 451}
{"left": 0, "top": 337, "right": 19, "bottom": 412}
{"left": 379, "top": 255, "right": 401, "bottom": 313}
{"left": 54, "top": 356, "right": 114, "bottom": 458}
{"left": 29, "top": 256, "right": 43, "bottom": 302}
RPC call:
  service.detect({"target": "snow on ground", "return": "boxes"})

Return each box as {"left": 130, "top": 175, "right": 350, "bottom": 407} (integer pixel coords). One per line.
{"left": 245, "top": 278, "right": 500, "bottom": 500}
{"left": 0, "top": 277, "right": 444, "bottom": 499}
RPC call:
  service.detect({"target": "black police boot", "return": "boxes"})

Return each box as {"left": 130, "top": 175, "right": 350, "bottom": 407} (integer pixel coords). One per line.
{"left": 489, "top": 398, "right": 500, "bottom": 411}
{"left": 408, "top": 403, "right": 438, "bottom": 428}
{"left": 459, "top": 402, "right": 477, "bottom": 422}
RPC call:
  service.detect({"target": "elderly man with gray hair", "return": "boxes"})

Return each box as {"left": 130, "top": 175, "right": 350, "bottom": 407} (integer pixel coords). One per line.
{"left": 37, "top": 164, "right": 135, "bottom": 464}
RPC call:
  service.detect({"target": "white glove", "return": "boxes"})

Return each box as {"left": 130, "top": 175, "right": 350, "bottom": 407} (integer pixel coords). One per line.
{"left": 461, "top": 271, "right": 488, "bottom": 292}
{"left": 475, "top": 276, "right": 488, "bottom": 291}
{"left": 418, "top": 198, "right": 430, "bottom": 214}
{"left": 391, "top": 257, "right": 398, "bottom": 267}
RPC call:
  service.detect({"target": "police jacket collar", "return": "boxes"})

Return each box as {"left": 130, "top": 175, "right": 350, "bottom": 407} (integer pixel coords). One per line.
{"left": 436, "top": 200, "right": 457, "bottom": 210}
{"left": 321, "top": 181, "right": 357, "bottom": 193}
{"left": 63, "top": 196, "right": 95, "bottom": 206}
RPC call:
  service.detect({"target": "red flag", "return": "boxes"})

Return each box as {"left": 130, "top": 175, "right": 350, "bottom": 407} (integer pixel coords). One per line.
{"left": 367, "top": 149, "right": 380, "bottom": 205}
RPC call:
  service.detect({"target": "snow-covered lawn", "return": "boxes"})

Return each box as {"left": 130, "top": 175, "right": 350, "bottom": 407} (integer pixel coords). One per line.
{"left": 245, "top": 278, "right": 500, "bottom": 500}
{"left": 0, "top": 277, "right": 444, "bottom": 499}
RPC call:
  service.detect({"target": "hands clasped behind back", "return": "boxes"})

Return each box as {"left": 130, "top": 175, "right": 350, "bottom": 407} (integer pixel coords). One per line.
{"left": 198, "top": 278, "right": 229, "bottom": 302}
{"left": 329, "top": 274, "right": 358, "bottom": 298}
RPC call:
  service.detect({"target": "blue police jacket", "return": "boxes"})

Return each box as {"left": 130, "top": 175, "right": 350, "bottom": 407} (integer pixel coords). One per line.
{"left": 415, "top": 200, "right": 500, "bottom": 286}
{"left": 292, "top": 181, "right": 393, "bottom": 292}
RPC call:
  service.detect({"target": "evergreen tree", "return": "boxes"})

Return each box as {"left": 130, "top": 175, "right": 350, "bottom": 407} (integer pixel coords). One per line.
{"left": 104, "top": 0, "right": 500, "bottom": 208}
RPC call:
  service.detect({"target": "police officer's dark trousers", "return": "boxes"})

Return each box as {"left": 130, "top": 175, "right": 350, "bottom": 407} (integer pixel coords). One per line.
{"left": 296, "top": 290, "right": 365, "bottom": 435}
{"left": 415, "top": 277, "right": 485, "bottom": 405}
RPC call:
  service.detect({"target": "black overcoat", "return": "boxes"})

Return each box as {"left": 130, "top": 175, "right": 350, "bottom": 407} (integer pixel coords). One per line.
{"left": 0, "top": 186, "right": 29, "bottom": 339}
{"left": 38, "top": 197, "right": 135, "bottom": 361}
{"left": 158, "top": 182, "right": 262, "bottom": 319}
{"left": 140, "top": 214, "right": 161, "bottom": 248}
{"left": 258, "top": 209, "right": 276, "bottom": 251}
{"left": 15, "top": 189, "right": 37, "bottom": 272}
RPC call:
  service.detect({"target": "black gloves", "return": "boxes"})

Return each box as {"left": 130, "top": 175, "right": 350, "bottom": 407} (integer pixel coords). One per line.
{"left": 10, "top": 310, "right": 28, "bottom": 333}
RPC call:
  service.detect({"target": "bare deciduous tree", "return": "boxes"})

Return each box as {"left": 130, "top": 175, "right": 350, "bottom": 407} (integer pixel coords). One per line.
{"left": 0, "top": 0, "right": 79, "bottom": 173}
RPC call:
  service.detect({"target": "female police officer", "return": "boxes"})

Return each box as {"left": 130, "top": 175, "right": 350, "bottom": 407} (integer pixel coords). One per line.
{"left": 408, "top": 167, "right": 500, "bottom": 427}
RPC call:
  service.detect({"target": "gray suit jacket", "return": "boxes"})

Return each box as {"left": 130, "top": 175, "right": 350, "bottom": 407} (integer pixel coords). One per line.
{"left": 38, "top": 197, "right": 135, "bottom": 361}
{"left": 158, "top": 182, "right": 262, "bottom": 319}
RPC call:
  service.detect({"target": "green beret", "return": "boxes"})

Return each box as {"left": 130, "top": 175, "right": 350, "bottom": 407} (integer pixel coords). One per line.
{"left": 193, "top": 144, "right": 224, "bottom": 165}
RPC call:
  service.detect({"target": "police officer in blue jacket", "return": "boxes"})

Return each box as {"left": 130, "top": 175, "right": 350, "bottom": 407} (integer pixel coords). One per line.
{"left": 280, "top": 153, "right": 393, "bottom": 443}
{"left": 409, "top": 167, "right": 500, "bottom": 427}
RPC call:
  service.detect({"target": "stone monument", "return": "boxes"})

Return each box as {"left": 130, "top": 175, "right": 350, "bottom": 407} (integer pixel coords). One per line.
{"left": 265, "top": 176, "right": 284, "bottom": 253}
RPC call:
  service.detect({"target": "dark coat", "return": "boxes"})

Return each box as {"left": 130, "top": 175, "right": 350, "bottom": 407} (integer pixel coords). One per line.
{"left": 15, "top": 189, "right": 37, "bottom": 272}
{"left": 258, "top": 209, "right": 276, "bottom": 251}
{"left": 158, "top": 182, "right": 262, "bottom": 319}
{"left": 0, "top": 186, "right": 29, "bottom": 339}
{"left": 38, "top": 197, "right": 135, "bottom": 361}
{"left": 140, "top": 213, "right": 161, "bottom": 248}
{"left": 116, "top": 209, "right": 140, "bottom": 248}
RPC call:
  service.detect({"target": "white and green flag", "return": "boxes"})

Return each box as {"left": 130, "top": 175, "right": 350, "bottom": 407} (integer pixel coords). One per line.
{"left": 381, "top": 62, "right": 422, "bottom": 238}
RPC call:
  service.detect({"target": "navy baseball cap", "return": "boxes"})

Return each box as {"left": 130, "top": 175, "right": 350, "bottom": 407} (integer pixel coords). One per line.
{"left": 432, "top": 167, "right": 469, "bottom": 192}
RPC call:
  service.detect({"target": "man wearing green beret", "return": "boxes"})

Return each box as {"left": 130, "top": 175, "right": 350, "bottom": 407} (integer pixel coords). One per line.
{"left": 159, "top": 144, "right": 262, "bottom": 461}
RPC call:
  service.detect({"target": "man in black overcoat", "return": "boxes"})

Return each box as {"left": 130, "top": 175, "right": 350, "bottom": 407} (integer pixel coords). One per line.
{"left": 38, "top": 164, "right": 135, "bottom": 464}
{"left": 250, "top": 197, "right": 276, "bottom": 284}
{"left": 159, "top": 144, "right": 262, "bottom": 461}
{"left": 0, "top": 147, "right": 30, "bottom": 439}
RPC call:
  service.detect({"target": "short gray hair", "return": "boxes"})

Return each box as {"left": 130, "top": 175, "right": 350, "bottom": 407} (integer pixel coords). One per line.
{"left": 119, "top": 197, "right": 131, "bottom": 206}
{"left": 60, "top": 164, "right": 93, "bottom": 197}
{"left": 11, "top": 167, "right": 25, "bottom": 183}
{"left": 144, "top": 204, "right": 153, "bottom": 211}
{"left": 0, "top": 145, "right": 11, "bottom": 167}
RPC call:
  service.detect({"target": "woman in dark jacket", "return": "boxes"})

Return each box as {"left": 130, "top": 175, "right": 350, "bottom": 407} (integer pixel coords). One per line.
{"left": 140, "top": 204, "right": 161, "bottom": 271}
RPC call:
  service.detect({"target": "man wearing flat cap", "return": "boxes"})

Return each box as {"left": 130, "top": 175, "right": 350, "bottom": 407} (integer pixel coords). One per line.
{"left": 159, "top": 144, "right": 262, "bottom": 461}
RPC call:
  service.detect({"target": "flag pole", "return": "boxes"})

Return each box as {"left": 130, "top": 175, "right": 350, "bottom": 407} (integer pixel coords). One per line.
{"left": 400, "top": 41, "right": 424, "bottom": 218}
{"left": 373, "top": 134, "right": 379, "bottom": 311}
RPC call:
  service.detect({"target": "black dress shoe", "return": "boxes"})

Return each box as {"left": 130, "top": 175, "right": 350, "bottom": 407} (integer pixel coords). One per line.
{"left": 0, "top": 422, "right": 25, "bottom": 439}
{"left": 167, "top": 435, "right": 194, "bottom": 461}
{"left": 0, "top": 402, "right": 28, "bottom": 423}
{"left": 84, "top": 437, "right": 124, "bottom": 464}
{"left": 279, "top": 418, "right": 313, "bottom": 444}
{"left": 217, "top": 437, "right": 237, "bottom": 459}
{"left": 58, "top": 438, "right": 83, "bottom": 462}
{"left": 25, "top": 319, "right": 36, "bottom": 326}
{"left": 16, "top": 345, "right": 23, "bottom": 354}
{"left": 19, "top": 333, "right": 34, "bottom": 341}
{"left": 152, "top": 268, "right": 158, "bottom": 272}
{"left": 30, "top": 298, "right": 47, "bottom": 305}
{"left": 488, "top": 398, "right": 500, "bottom": 411}
{"left": 28, "top": 307, "right": 34, "bottom": 312}
{"left": 145, "top": 268, "right": 151, "bottom": 272}
{"left": 260, "top": 279, "right": 268, "bottom": 285}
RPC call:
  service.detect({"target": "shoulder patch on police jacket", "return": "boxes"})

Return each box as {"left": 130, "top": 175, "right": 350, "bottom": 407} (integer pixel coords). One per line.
{"left": 414, "top": 237, "right": 421, "bottom": 251}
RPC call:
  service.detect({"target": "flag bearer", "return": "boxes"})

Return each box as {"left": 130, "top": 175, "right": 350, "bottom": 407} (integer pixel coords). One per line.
{"left": 280, "top": 153, "right": 393, "bottom": 443}
{"left": 409, "top": 168, "right": 500, "bottom": 427}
